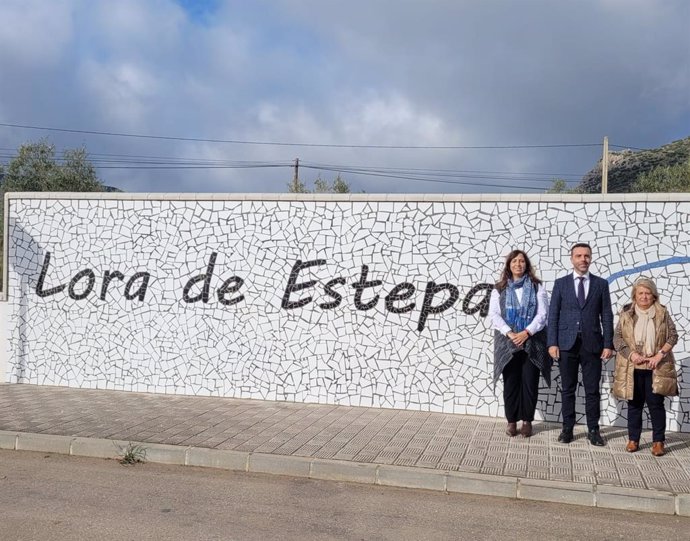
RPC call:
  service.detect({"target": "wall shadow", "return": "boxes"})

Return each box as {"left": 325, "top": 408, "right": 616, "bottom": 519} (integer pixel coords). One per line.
{"left": 6, "top": 218, "right": 45, "bottom": 383}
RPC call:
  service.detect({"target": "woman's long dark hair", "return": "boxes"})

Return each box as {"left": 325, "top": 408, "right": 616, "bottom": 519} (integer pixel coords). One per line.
{"left": 495, "top": 249, "right": 542, "bottom": 292}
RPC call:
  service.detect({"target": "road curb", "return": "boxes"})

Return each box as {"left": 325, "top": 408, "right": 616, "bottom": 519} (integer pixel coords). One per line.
{"left": 0, "top": 429, "right": 685, "bottom": 516}
{"left": 71, "top": 437, "right": 129, "bottom": 459}
{"left": 447, "top": 470, "right": 517, "bottom": 498}
{"left": 186, "top": 446, "right": 250, "bottom": 471}
{"left": 377, "top": 464, "right": 447, "bottom": 491}
{"left": 518, "top": 478, "right": 595, "bottom": 507}
{"left": 595, "top": 484, "right": 676, "bottom": 515}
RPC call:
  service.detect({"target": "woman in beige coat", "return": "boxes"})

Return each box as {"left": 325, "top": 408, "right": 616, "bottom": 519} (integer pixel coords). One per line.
{"left": 612, "top": 277, "right": 679, "bottom": 456}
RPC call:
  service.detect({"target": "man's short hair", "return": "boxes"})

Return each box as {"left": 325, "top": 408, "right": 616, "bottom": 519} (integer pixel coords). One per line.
{"left": 571, "top": 242, "right": 592, "bottom": 255}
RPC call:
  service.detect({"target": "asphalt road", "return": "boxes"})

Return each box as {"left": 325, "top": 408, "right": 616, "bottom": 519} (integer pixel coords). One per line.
{"left": 0, "top": 449, "right": 688, "bottom": 540}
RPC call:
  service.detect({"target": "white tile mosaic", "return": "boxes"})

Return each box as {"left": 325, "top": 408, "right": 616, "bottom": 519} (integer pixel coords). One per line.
{"left": 5, "top": 198, "right": 690, "bottom": 430}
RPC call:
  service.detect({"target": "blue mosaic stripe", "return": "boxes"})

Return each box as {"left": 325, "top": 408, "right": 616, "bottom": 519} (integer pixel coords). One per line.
{"left": 607, "top": 256, "right": 690, "bottom": 284}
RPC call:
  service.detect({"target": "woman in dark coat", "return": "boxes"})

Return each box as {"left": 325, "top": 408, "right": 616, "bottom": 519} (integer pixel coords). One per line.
{"left": 489, "top": 250, "right": 551, "bottom": 437}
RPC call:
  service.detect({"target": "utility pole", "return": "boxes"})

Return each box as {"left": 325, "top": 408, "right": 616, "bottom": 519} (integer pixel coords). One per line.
{"left": 293, "top": 158, "right": 299, "bottom": 186}
{"left": 601, "top": 136, "right": 609, "bottom": 194}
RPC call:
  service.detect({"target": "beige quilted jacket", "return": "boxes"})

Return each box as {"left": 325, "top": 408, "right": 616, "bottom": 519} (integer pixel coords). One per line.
{"left": 612, "top": 302, "right": 679, "bottom": 400}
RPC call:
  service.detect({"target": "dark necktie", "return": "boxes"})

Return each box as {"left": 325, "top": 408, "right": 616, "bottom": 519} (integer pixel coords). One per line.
{"left": 577, "top": 276, "right": 586, "bottom": 307}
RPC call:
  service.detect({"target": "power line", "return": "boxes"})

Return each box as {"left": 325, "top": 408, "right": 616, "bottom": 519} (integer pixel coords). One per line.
{"left": 96, "top": 164, "right": 286, "bottom": 170}
{"left": 0, "top": 153, "right": 562, "bottom": 191}
{"left": 0, "top": 149, "right": 581, "bottom": 180}
{"left": 307, "top": 166, "right": 573, "bottom": 185}
{"left": 0, "top": 122, "right": 602, "bottom": 150}
{"left": 300, "top": 165, "right": 551, "bottom": 191}
{"left": 0, "top": 155, "right": 577, "bottom": 185}
{"left": 302, "top": 162, "right": 581, "bottom": 183}
{"left": 0, "top": 149, "right": 292, "bottom": 168}
{"left": 609, "top": 143, "right": 647, "bottom": 151}
{"left": 306, "top": 162, "right": 583, "bottom": 178}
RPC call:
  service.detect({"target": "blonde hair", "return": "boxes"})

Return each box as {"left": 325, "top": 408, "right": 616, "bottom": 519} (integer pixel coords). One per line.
{"left": 631, "top": 277, "right": 659, "bottom": 305}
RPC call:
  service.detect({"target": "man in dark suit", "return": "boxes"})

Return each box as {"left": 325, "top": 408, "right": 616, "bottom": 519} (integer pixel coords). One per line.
{"left": 547, "top": 243, "right": 614, "bottom": 446}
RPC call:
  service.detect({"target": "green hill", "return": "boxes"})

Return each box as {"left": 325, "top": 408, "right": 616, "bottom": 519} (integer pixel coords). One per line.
{"left": 577, "top": 136, "right": 690, "bottom": 193}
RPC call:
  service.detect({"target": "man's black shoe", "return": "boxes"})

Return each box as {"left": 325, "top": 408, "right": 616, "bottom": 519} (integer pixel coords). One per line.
{"left": 588, "top": 429, "right": 605, "bottom": 446}
{"left": 557, "top": 429, "right": 574, "bottom": 443}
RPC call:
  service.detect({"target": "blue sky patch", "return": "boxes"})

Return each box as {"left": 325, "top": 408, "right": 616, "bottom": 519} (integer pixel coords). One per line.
{"left": 175, "top": 0, "right": 219, "bottom": 23}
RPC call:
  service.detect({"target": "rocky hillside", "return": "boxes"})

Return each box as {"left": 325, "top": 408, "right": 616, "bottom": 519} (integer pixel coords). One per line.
{"left": 577, "top": 136, "right": 690, "bottom": 193}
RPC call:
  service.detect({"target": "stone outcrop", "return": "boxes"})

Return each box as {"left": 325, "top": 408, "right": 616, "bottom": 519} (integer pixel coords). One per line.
{"left": 577, "top": 136, "right": 690, "bottom": 193}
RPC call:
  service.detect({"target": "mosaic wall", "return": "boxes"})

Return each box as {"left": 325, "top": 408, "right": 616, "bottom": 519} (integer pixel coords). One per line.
{"left": 5, "top": 197, "right": 690, "bottom": 431}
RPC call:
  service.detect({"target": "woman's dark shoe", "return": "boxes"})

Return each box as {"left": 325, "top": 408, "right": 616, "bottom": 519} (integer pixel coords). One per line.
{"left": 651, "top": 441, "right": 665, "bottom": 456}
{"left": 626, "top": 440, "right": 639, "bottom": 453}
{"left": 520, "top": 421, "right": 533, "bottom": 438}
{"left": 506, "top": 422, "right": 518, "bottom": 437}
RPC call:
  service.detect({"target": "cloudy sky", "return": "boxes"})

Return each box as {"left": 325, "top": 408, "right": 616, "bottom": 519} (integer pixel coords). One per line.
{"left": 0, "top": 0, "right": 688, "bottom": 193}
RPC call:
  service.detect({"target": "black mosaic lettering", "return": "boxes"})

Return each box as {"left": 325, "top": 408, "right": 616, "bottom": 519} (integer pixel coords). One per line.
{"left": 182, "top": 252, "right": 217, "bottom": 303}
{"left": 100, "top": 270, "right": 125, "bottom": 300}
{"left": 385, "top": 282, "right": 416, "bottom": 314}
{"left": 282, "top": 259, "right": 326, "bottom": 310}
{"left": 319, "top": 277, "right": 346, "bottom": 310}
{"left": 124, "top": 272, "right": 151, "bottom": 301}
{"left": 462, "top": 283, "right": 493, "bottom": 317}
{"left": 68, "top": 268, "right": 96, "bottom": 300}
{"left": 418, "top": 282, "right": 460, "bottom": 331}
{"left": 352, "top": 264, "right": 382, "bottom": 311}
{"left": 35, "top": 252, "right": 66, "bottom": 298}
{"left": 218, "top": 276, "right": 245, "bottom": 306}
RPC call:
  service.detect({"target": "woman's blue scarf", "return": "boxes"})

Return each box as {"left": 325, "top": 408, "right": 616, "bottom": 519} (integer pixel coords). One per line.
{"left": 504, "top": 276, "right": 537, "bottom": 332}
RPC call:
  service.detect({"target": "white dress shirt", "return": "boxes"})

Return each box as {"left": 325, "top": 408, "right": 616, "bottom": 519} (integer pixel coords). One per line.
{"left": 489, "top": 284, "right": 549, "bottom": 336}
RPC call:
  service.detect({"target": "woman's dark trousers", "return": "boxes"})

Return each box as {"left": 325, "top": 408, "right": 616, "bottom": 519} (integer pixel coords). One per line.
{"left": 628, "top": 369, "right": 666, "bottom": 443}
{"left": 502, "top": 350, "right": 540, "bottom": 422}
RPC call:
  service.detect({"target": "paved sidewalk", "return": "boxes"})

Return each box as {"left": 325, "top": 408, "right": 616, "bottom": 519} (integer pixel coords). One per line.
{"left": 2, "top": 383, "right": 690, "bottom": 515}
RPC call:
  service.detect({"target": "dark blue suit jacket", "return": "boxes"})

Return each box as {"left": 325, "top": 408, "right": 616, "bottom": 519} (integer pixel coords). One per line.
{"left": 547, "top": 273, "right": 614, "bottom": 353}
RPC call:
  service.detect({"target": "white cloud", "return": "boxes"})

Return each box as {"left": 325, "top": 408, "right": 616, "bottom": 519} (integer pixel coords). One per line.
{"left": 340, "top": 94, "right": 448, "bottom": 146}
{"left": 79, "top": 60, "right": 161, "bottom": 127}
{"left": 87, "top": 0, "right": 186, "bottom": 56}
{"left": 0, "top": 0, "right": 74, "bottom": 67}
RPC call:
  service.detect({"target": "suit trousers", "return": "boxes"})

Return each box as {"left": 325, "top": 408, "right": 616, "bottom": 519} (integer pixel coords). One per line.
{"left": 628, "top": 369, "right": 666, "bottom": 443}
{"left": 502, "top": 350, "right": 540, "bottom": 423}
{"left": 559, "top": 335, "right": 602, "bottom": 431}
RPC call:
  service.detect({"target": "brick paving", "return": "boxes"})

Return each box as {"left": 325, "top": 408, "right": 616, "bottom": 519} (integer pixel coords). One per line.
{"left": 2, "top": 383, "right": 690, "bottom": 492}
